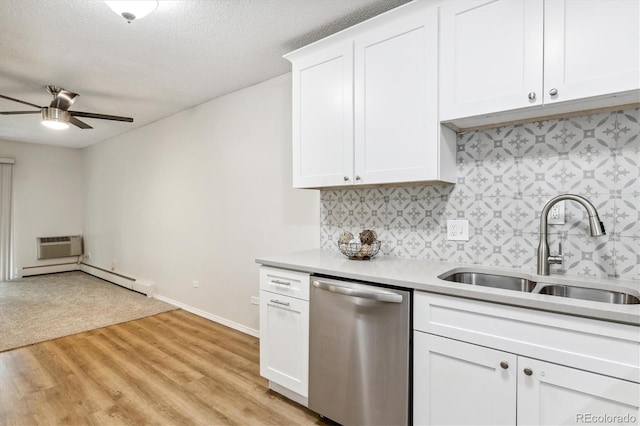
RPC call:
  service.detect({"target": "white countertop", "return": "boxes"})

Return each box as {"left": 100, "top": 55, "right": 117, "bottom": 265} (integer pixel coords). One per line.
{"left": 256, "top": 249, "right": 640, "bottom": 326}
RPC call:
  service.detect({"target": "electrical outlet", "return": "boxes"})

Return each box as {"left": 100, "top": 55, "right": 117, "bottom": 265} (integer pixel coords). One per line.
{"left": 192, "top": 280, "right": 200, "bottom": 288}
{"left": 447, "top": 219, "right": 469, "bottom": 241}
{"left": 251, "top": 296, "right": 260, "bottom": 305}
{"left": 86, "top": 253, "right": 92, "bottom": 260}
{"left": 548, "top": 201, "right": 565, "bottom": 225}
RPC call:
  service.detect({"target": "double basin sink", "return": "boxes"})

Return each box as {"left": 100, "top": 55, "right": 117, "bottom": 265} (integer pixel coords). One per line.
{"left": 440, "top": 271, "right": 639, "bottom": 305}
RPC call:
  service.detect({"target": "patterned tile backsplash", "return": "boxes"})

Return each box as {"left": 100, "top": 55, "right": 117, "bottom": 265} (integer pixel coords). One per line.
{"left": 320, "top": 107, "right": 639, "bottom": 281}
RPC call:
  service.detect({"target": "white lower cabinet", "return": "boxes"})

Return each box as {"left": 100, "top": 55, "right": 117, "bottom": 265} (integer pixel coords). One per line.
{"left": 413, "top": 292, "right": 640, "bottom": 425}
{"left": 414, "top": 333, "right": 640, "bottom": 426}
{"left": 259, "top": 267, "right": 310, "bottom": 403}
{"left": 517, "top": 356, "right": 640, "bottom": 426}
{"left": 414, "top": 333, "right": 517, "bottom": 425}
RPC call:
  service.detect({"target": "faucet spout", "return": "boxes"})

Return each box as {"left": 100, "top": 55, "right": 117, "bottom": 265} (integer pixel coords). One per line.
{"left": 537, "top": 194, "right": 606, "bottom": 276}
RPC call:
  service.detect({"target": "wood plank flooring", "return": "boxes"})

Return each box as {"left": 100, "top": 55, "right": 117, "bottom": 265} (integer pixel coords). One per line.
{"left": 0, "top": 309, "right": 322, "bottom": 425}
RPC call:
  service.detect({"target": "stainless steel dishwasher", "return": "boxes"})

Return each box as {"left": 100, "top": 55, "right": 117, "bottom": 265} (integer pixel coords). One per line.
{"left": 309, "top": 276, "right": 411, "bottom": 425}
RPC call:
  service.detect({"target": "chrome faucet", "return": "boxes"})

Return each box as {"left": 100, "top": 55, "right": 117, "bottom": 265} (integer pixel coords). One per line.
{"left": 537, "top": 194, "right": 606, "bottom": 275}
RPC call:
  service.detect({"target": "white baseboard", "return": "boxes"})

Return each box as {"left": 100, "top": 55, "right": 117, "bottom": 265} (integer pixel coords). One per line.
{"left": 79, "top": 263, "right": 155, "bottom": 297}
{"left": 21, "top": 263, "right": 80, "bottom": 277}
{"left": 154, "top": 294, "right": 259, "bottom": 338}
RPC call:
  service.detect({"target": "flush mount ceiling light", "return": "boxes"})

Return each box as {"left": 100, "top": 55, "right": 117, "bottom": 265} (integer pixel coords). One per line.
{"left": 105, "top": 1, "right": 159, "bottom": 23}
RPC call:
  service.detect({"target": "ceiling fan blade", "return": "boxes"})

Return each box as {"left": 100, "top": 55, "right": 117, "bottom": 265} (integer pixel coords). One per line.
{"left": 70, "top": 111, "right": 133, "bottom": 123}
{"left": 69, "top": 116, "right": 93, "bottom": 129}
{"left": 0, "top": 94, "right": 42, "bottom": 109}
{"left": 0, "top": 110, "right": 41, "bottom": 115}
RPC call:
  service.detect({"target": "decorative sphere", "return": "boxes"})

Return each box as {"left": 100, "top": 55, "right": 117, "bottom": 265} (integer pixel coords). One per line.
{"left": 359, "top": 244, "right": 373, "bottom": 257}
{"left": 338, "top": 231, "right": 354, "bottom": 244}
{"left": 359, "top": 229, "right": 377, "bottom": 245}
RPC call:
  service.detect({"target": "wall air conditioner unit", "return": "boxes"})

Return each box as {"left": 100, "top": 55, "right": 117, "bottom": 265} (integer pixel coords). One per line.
{"left": 37, "top": 235, "right": 83, "bottom": 260}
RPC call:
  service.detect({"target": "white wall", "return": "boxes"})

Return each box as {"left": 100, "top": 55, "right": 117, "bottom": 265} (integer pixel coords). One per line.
{"left": 82, "top": 73, "right": 319, "bottom": 332}
{"left": 0, "top": 139, "right": 83, "bottom": 274}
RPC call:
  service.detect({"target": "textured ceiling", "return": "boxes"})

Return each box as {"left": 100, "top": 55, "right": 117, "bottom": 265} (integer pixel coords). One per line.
{"left": 0, "top": 0, "right": 409, "bottom": 148}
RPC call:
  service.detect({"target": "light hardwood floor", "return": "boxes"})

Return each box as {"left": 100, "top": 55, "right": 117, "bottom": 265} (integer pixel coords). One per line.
{"left": 0, "top": 309, "right": 322, "bottom": 425}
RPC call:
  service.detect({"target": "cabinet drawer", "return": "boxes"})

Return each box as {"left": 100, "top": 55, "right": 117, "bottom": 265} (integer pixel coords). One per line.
{"left": 414, "top": 292, "right": 640, "bottom": 383}
{"left": 259, "top": 266, "right": 310, "bottom": 301}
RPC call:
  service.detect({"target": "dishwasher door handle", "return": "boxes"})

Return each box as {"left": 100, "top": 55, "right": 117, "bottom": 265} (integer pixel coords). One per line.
{"left": 312, "top": 280, "right": 403, "bottom": 303}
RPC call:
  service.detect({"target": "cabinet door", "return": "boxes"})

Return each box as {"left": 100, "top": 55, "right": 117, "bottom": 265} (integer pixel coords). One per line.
{"left": 439, "top": 0, "right": 544, "bottom": 120}
{"left": 517, "top": 357, "right": 640, "bottom": 425}
{"left": 544, "top": 0, "right": 640, "bottom": 105}
{"left": 259, "top": 291, "right": 309, "bottom": 397}
{"left": 414, "top": 332, "right": 517, "bottom": 426}
{"left": 291, "top": 42, "right": 354, "bottom": 188}
{"left": 353, "top": 6, "right": 439, "bottom": 185}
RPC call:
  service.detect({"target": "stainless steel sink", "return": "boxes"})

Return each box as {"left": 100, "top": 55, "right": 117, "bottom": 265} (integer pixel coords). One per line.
{"left": 441, "top": 272, "right": 537, "bottom": 292}
{"left": 538, "top": 285, "right": 640, "bottom": 305}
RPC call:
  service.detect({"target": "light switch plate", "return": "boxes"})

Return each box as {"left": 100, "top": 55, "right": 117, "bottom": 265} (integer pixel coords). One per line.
{"left": 447, "top": 219, "right": 469, "bottom": 241}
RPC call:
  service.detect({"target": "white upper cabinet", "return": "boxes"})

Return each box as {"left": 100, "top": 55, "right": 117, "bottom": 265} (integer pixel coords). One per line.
{"left": 544, "top": 0, "right": 640, "bottom": 105}
{"left": 440, "top": 0, "right": 640, "bottom": 126}
{"left": 285, "top": 1, "right": 456, "bottom": 189}
{"left": 289, "top": 42, "right": 354, "bottom": 188}
{"left": 440, "top": 0, "right": 544, "bottom": 121}
{"left": 354, "top": 6, "right": 455, "bottom": 185}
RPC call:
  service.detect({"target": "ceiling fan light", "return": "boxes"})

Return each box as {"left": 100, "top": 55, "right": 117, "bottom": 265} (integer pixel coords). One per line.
{"left": 42, "top": 120, "right": 69, "bottom": 130}
{"left": 105, "top": 1, "right": 159, "bottom": 22}
{"left": 41, "top": 108, "right": 70, "bottom": 130}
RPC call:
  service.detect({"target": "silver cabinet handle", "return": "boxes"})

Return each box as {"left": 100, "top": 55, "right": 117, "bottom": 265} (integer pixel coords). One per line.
{"left": 500, "top": 361, "right": 509, "bottom": 370}
{"left": 549, "top": 88, "right": 558, "bottom": 96}
{"left": 355, "top": 175, "right": 361, "bottom": 181}
{"left": 270, "top": 299, "right": 290, "bottom": 307}
{"left": 343, "top": 176, "right": 350, "bottom": 181}
{"left": 523, "top": 368, "right": 533, "bottom": 376}
{"left": 313, "top": 280, "right": 402, "bottom": 303}
{"left": 271, "top": 279, "right": 291, "bottom": 286}
{"left": 528, "top": 92, "right": 536, "bottom": 101}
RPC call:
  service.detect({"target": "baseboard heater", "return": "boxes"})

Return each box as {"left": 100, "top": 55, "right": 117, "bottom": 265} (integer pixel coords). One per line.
{"left": 80, "top": 263, "right": 155, "bottom": 297}
{"left": 37, "top": 235, "right": 83, "bottom": 259}
{"left": 21, "top": 262, "right": 80, "bottom": 277}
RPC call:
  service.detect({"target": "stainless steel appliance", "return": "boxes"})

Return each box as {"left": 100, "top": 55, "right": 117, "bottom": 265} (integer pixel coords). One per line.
{"left": 309, "top": 277, "right": 411, "bottom": 425}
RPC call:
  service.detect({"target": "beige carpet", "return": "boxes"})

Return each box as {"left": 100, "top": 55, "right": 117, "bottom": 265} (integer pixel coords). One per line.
{"left": 0, "top": 271, "right": 177, "bottom": 352}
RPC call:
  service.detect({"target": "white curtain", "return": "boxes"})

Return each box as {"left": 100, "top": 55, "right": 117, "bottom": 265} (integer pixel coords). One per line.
{"left": 0, "top": 158, "right": 14, "bottom": 281}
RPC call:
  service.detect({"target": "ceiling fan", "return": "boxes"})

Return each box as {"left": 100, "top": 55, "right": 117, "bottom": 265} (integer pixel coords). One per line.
{"left": 0, "top": 85, "right": 133, "bottom": 130}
